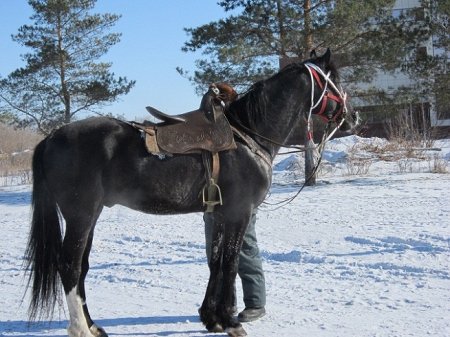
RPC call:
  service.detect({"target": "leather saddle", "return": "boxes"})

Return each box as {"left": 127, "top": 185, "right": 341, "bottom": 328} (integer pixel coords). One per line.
{"left": 134, "top": 83, "right": 238, "bottom": 155}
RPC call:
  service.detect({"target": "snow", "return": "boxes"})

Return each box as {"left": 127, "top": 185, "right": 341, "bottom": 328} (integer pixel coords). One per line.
{"left": 1, "top": 136, "right": 449, "bottom": 337}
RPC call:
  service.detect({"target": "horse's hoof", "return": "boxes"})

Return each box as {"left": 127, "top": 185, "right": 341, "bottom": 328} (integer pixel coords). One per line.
{"left": 90, "top": 324, "right": 108, "bottom": 337}
{"left": 226, "top": 325, "right": 247, "bottom": 337}
{"left": 207, "top": 322, "right": 225, "bottom": 333}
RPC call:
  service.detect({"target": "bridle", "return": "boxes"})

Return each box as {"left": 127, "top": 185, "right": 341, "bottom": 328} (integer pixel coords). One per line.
{"left": 304, "top": 62, "right": 349, "bottom": 142}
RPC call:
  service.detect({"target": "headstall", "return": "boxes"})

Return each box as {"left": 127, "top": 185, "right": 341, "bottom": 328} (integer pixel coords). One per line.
{"left": 304, "top": 62, "right": 348, "bottom": 141}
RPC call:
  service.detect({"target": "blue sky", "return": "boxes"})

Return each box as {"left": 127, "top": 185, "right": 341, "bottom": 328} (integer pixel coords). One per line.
{"left": 0, "top": 0, "right": 228, "bottom": 120}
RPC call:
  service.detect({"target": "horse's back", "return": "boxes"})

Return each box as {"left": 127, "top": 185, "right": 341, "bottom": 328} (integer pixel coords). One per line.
{"left": 36, "top": 118, "right": 135, "bottom": 207}
{"left": 41, "top": 117, "right": 129, "bottom": 170}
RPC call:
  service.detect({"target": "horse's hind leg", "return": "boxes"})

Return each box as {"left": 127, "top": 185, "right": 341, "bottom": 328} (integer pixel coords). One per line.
{"left": 79, "top": 219, "right": 107, "bottom": 337}
{"left": 60, "top": 208, "right": 104, "bottom": 337}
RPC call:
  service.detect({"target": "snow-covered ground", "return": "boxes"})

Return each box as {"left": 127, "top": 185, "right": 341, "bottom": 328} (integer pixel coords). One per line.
{"left": 1, "top": 136, "right": 449, "bottom": 337}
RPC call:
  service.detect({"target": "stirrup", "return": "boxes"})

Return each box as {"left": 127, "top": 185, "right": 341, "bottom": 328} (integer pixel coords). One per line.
{"left": 202, "top": 178, "right": 223, "bottom": 212}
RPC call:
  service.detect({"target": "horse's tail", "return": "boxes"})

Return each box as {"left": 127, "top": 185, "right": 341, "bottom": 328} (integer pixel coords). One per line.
{"left": 25, "top": 139, "right": 63, "bottom": 320}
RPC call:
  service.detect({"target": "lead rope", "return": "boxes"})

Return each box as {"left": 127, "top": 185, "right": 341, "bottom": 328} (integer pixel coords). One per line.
{"left": 262, "top": 121, "right": 333, "bottom": 211}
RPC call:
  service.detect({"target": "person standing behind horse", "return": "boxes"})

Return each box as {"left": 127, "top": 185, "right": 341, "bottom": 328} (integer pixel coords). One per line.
{"left": 203, "top": 210, "right": 266, "bottom": 322}
{"left": 201, "top": 83, "right": 266, "bottom": 322}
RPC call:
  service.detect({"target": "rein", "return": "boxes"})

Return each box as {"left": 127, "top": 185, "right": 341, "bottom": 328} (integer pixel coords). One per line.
{"left": 227, "top": 112, "right": 305, "bottom": 153}
{"left": 262, "top": 121, "right": 333, "bottom": 211}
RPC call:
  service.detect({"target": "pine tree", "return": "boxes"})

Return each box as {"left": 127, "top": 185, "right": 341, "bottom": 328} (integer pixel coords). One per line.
{"left": 179, "top": 0, "right": 398, "bottom": 93}
{"left": 431, "top": 0, "right": 450, "bottom": 122}
{"left": 0, "top": 0, "right": 135, "bottom": 134}
{"left": 179, "top": 0, "right": 398, "bottom": 184}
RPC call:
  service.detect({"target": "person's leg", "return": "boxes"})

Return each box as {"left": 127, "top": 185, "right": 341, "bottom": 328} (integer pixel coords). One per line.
{"left": 237, "top": 211, "right": 266, "bottom": 322}
{"left": 204, "top": 212, "right": 214, "bottom": 262}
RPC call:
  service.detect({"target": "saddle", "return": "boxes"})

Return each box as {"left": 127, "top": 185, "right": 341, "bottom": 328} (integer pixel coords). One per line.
{"left": 135, "top": 83, "right": 238, "bottom": 155}
{"left": 141, "top": 106, "right": 236, "bottom": 154}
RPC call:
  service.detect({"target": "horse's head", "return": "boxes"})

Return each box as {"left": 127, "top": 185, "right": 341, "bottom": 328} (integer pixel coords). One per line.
{"left": 227, "top": 49, "right": 360, "bottom": 157}
{"left": 305, "top": 49, "right": 360, "bottom": 133}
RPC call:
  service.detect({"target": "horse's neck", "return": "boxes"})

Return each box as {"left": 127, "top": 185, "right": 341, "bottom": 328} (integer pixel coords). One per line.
{"left": 229, "top": 68, "right": 310, "bottom": 158}
{"left": 250, "top": 87, "right": 308, "bottom": 158}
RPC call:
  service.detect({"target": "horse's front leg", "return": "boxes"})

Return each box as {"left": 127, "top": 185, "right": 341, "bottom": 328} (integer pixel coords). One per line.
{"left": 200, "top": 218, "right": 225, "bottom": 332}
{"left": 200, "top": 213, "right": 248, "bottom": 337}
{"left": 219, "top": 229, "right": 247, "bottom": 337}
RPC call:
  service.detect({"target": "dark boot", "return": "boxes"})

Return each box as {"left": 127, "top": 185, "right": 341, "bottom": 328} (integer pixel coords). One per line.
{"left": 237, "top": 307, "right": 266, "bottom": 322}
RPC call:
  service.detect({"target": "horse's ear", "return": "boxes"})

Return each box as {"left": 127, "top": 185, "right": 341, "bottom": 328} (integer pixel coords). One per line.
{"left": 322, "top": 48, "right": 331, "bottom": 65}
{"left": 310, "top": 49, "right": 317, "bottom": 58}
{"left": 314, "top": 48, "right": 332, "bottom": 68}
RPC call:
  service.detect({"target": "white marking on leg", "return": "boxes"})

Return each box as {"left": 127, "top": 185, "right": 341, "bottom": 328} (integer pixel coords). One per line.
{"left": 66, "top": 287, "right": 94, "bottom": 337}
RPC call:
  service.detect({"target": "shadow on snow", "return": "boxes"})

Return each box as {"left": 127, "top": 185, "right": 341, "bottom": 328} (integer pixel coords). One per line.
{"left": 0, "top": 315, "right": 216, "bottom": 337}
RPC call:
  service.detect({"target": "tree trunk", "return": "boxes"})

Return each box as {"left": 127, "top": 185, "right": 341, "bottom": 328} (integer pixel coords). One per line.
{"left": 56, "top": 15, "right": 71, "bottom": 124}
{"left": 276, "top": 0, "right": 287, "bottom": 57}
{"left": 304, "top": 0, "right": 313, "bottom": 52}
{"left": 303, "top": 0, "right": 317, "bottom": 186}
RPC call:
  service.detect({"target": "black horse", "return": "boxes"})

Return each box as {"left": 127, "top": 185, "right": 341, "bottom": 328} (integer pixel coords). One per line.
{"left": 25, "top": 49, "right": 359, "bottom": 337}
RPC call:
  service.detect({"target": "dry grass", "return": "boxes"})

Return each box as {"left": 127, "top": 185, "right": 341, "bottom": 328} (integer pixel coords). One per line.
{"left": 0, "top": 124, "right": 43, "bottom": 185}
{"left": 344, "top": 144, "right": 373, "bottom": 175}
{"left": 341, "top": 134, "right": 447, "bottom": 176}
{"left": 429, "top": 154, "right": 448, "bottom": 174}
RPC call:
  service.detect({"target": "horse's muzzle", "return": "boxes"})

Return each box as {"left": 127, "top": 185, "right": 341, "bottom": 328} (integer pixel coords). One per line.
{"left": 338, "top": 109, "right": 361, "bottom": 133}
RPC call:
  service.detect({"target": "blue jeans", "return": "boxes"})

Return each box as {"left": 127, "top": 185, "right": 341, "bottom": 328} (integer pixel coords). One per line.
{"left": 203, "top": 211, "right": 266, "bottom": 308}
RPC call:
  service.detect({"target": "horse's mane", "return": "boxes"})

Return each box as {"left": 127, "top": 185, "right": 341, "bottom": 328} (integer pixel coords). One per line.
{"left": 227, "top": 80, "right": 269, "bottom": 129}
{"left": 282, "top": 57, "right": 340, "bottom": 81}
